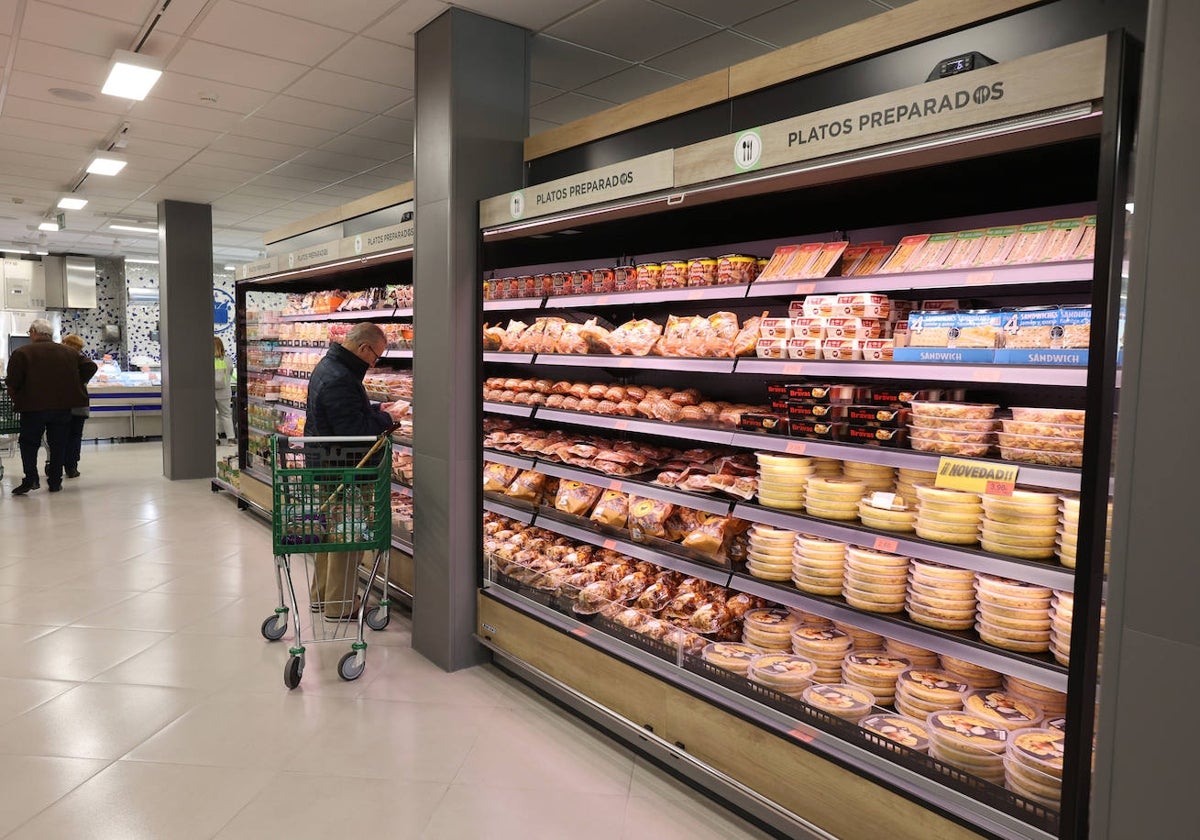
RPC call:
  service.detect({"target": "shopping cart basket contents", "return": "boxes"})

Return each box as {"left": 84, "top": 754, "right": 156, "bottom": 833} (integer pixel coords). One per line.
{"left": 0, "top": 380, "right": 19, "bottom": 481}
{"left": 262, "top": 432, "right": 394, "bottom": 689}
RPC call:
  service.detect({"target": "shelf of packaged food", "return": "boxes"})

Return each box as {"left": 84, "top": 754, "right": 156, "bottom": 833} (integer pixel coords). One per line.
{"left": 484, "top": 296, "right": 544, "bottom": 312}
{"left": 382, "top": 349, "right": 413, "bottom": 359}
{"left": 731, "top": 501, "right": 1074, "bottom": 591}
{"left": 483, "top": 496, "right": 536, "bottom": 524}
{"left": 534, "top": 354, "right": 739, "bottom": 373}
{"left": 243, "top": 464, "right": 272, "bottom": 487}
{"left": 532, "top": 408, "right": 737, "bottom": 445}
{"left": 274, "top": 372, "right": 312, "bottom": 383}
{"left": 483, "top": 352, "right": 535, "bottom": 365}
{"left": 391, "top": 481, "right": 413, "bottom": 496}
{"left": 482, "top": 449, "right": 537, "bottom": 471}
{"left": 247, "top": 423, "right": 275, "bottom": 436}
{"left": 391, "top": 535, "right": 414, "bottom": 554}
{"left": 483, "top": 401, "right": 536, "bottom": 418}
{"left": 730, "top": 432, "right": 1082, "bottom": 493}
{"left": 734, "top": 358, "right": 1089, "bottom": 387}
{"left": 279, "top": 307, "right": 411, "bottom": 322}
{"left": 245, "top": 364, "right": 277, "bottom": 373}
{"left": 727, "top": 572, "right": 1068, "bottom": 693}
{"left": 531, "top": 512, "right": 734, "bottom": 588}
{"left": 246, "top": 395, "right": 275, "bottom": 407}
{"left": 271, "top": 343, "right": 331, "bottom": 351}
{"left": 747, "top": 260, "right": 1095, "bottom": 299}
{"left": 549, "top": 284, "right": 754, "bottom": 310}
{"left": 531, "top": 460, "right": 736, "bottom": 517}
{"left": 275, "top": 402, "right": 306, "bottom": 413}
{"left": 392, "top": 440, "right": 413, "bottom": 456}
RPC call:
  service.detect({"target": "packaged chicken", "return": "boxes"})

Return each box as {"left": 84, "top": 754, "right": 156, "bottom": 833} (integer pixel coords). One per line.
{"left": 682, "top": 516, "right": 736, "bottom": 559}
{"left": 628, "top": 497, "right": 675, "bottom": 538}
{"left": 554, "top": 480, "right": 603, "bottom": 516}
{"left": 732, "top": 315, "right": 765, "bottom": 356}
{"left": 505, "top": 470, "right": 547, "bottom": 503}
{"left": 608, "top": 319, "right": 663, "bottom": 356}
{"left": 483, "top": 462, "right": 519, "bottom": 493}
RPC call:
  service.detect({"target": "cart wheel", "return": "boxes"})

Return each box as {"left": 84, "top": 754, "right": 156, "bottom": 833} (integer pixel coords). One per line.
{"left": 365, "top": 606, "right": 389, "bottom": 631}
{"left": 284, "top": 655, "right": 303, "bottom": 689}
{"left": 338, "top": 651, "right": 365, "bottom": 681}
{"left": 261, "top": 614, "right": 287, "bottom": 641}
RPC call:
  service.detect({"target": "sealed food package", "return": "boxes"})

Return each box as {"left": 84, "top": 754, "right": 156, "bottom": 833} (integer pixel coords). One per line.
{"left": 483, "top": 462, "right": 519, "bottom": 492}
{"left": 974, "top": 225, "right": 1020, "bottom": 265}
{"left": 578, "top": 319, "right": 614, "bottom": 354}
{"left": 835, "top": 293, "right": 891, "bottom": 318}
{"left": 861, "top": 338, "right": 894, "bottom": 362}
{"left": 608, "top": 319, "right": 663, "bottom": 356}
{"left": 717, "top": 254, "right": 758, "bottom": 285}
{"left": 628, "top": 497, "right": 675, "bottom": 538}
{"left": 661, "top": 315, "right": 692, "bottom": 356}
{"left": 554, "top": 480, "right": 603, "bottom": 516}
{"left": 787, "top": 338, "right": 823, "bottom": 359}
{"left": 802, "top": 294, "right": 838, "bottom": 318}
{"left": 732, "top": 315, "right": 765, "bottom": 356}
{"left": 943, "top": 229, "right": 988, "bottom": 268}
{"left": 805, "top": 242, "right": 849, "bottom": 278}
{"left": 1003, "top": 307, "right": 1059, "bottom": 349}
{"left": 687, "top": 257, "right": 718, "bottom": 286}
{"left": 505, "top": 469, "right": 547, "bottom": 503}
{"left": 1055, "top": 306, "right": 1091, "bottom": 348}
{"left": 950, "top": 311, "right": 1004, "bottom": 349}
{"left": 848, "top": 244, "right": 896, "bottom": 276}
{"left": 681, "top": 516, "right": 735, "bottom": 558}
{"left": 908, "top": 311, "right": 957, "bottom": 348}
{"left": 635, "top": 263, "right": 663, "bottom": 290}
{"left": 879, "top": 234, "right": 931, "bottom": 273}
{"left": 909, "top": 232, "right": 958, "bottom": 272}
{"left": 1039, "top": 218, "right": 1087, "bottom": 261}
{"left": 614, "top": 265, "right": 637, "bottom": 292}
{"left": 756, "top": 338, "right": 787, "bottom": 359}
{"left": 1006, "top": 222, "right": 1053, "bottom": 263}
{"left": 1070, "top": 215, "right": 1098, "bottom": 261}
{"left": 660, "top": 260, "right": 688, "bottom": 289}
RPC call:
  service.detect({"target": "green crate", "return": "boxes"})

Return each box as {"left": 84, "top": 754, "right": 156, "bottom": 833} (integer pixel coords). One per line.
{"left": 270, "top": 435, "right": 392, "bottom": 555}
{"left": 0, "top": 381, "right": 17, "bottom": 436}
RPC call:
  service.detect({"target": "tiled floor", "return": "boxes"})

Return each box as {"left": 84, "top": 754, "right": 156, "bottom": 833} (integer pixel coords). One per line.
{"left": 0, "top": 441, "right": 774, "bottom": 840}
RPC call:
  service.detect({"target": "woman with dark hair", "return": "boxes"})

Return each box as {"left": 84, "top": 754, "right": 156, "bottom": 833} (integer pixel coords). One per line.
{"left": 60, "top": 333, "right": 89, "bottom": 479}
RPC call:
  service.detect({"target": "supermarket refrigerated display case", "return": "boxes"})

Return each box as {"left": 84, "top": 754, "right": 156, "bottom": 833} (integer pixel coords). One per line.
{"left": 476, "top": 32, "right": 1135, "bottom": 840}
{"left": 232, "top": 249, "right": 416, "bottom": 602}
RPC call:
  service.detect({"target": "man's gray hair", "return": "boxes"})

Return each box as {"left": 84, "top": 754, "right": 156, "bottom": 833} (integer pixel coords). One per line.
{"left": 29, "top": 319, "right": 53, "bottom": 337}
{"left": 345, "top": 322, "right": 386, "bottom": 348}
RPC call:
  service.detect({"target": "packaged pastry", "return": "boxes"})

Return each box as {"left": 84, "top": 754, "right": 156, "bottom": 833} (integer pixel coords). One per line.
{"left": 835, "top": 293, "right": 890, "bottom": 318}
{"left": 803, "top": 683, "right": 875, "bottom": 721}
{"left": 759, "top": 317, "right": 794, "bottom": 340}
{"left": 628, "top": 497, "right": 674, "bottom": 538}
{"left": 791, "top": 317, "right": 826, "bottom": 339}
{"left": 703, "top": 642, "right": 761, "bottom": 675}
{"left": 1006, "top": 221, "right": 1053, "bottom": 264}
{"left": 974, "top": 225, "right": 1020, "bottom": 266}
{"left": 879, "top": 234, "right": 931, "bottom": 273}
{"left": 861, "top": 339, "right": 894, "bottom": 362}
{"left": 681, "top": 516, "right": 735, "bottom": 559}
{"left": 963, "top": 689, "right": 1044, "bottom": 731}
{"left": 802, "top": 294, "right": 838, "bottom": 318}
{"left": 786, "top": 338, "right": 823, "bottom": 359}
{"left": 822, "top": 338, "right": 862, "bottom": 361}
{"left": 483, "top": 462, "right": 519, "bottom": 493}
{"left": 554, "top": 480, "right": 603, "bottom": 517}
{"left": 756, "top": 338, "right": 788, "bottom": 359}
{"left": 505, "top": 469, "right": 547, "bottom": 503}
{"left": 825, "top": 317, "right": 884, "bottom": 340}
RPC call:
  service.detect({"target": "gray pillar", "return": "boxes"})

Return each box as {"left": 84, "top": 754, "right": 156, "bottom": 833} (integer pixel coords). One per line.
{"left": 1092, "top": 2, "right": 1199, "bottom": 836}
{"left": 157, "top": 199, "right": 214, "bottom": 480}
{"left": 412, "top": 9, "right": 528, "bottom": 670}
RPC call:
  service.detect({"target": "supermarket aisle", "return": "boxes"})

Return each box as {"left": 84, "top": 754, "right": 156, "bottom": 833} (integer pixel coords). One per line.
{"left": 0, "top": 442, "right": 773, "bottom": 840}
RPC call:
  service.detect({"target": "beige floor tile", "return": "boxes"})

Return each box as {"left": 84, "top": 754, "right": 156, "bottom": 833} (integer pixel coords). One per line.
{"left": 175, "top": 596, "right": 291, "bottom": 638}
{"left": 0, "top": 682, "right": 204, "bottom": 760}
{"left": 0, "top": 558, "right": 112, "bottom": 589}
{"left": 57, "top": 560, "right": 189, "bottom": 593}
{"left": 0, "top": 584, "right": 39, "bottom": 605}
{"left": 214, "top": 773, "right": 447, "bottom": 840}
{"left": 358, "top": 646, "right": 542, "bottom": 709}
{"left": 0, "top": 677, "right": 79, "bottom": 726}
{"left": 70, "top": 591, "right": 239, "bottom": 633}
{"left": 421, "top": 785, "right": 628, "bottom": 840}
{"left": 0, "top": 586, "right": 139, "bottom": 627}
{"left": 90, "top": 632, "right": 282, "bottom": 691}
{"left": 0, "top": 754, "right": 110, "bottom": 836}
{"left": 5, "top": 760, "right": 274, "bottom": 840}
{"left": 147, "top": 562, "right": 279, "bottom": 596}
{"left": 621, "top": 792, "right": 776, "bottom": 840}
{"left": 0, "top": 626, "right": 168, "bottom": 681}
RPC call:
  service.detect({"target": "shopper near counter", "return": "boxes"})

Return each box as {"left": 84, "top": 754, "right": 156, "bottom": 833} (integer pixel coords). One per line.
{"left": 214, "top": 337, "right": 235, "bottom": 446}
{"left": 60, "top": 334, "right": 89, "bottom": 479}
{"left": 306, "top": 322, "right": 408, "bottom": 619}
{"left": 6, "top": 320, "right": 97, "bottom": 495}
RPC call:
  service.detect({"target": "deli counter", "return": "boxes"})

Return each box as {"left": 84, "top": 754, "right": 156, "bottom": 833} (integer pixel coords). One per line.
{"left": 86, "top": 368, "right": 162, "bottom": 439}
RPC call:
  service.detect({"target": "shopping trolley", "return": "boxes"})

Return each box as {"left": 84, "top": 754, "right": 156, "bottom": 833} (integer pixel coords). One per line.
{"left": 261, "top": 432, "right": 394, "bottom": 689}
{"left": 0, "top": 380, "right": 18, "bottom": 481}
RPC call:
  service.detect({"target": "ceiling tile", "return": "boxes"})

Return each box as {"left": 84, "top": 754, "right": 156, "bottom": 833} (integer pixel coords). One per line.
{"left": 547, "top": 0, "right": 717, "bottom": 63}
{"left": 576, "top": 65, "right": 685, "bottom": 103}
{"left": 323, "top": 131, "right": 410, "bottom": 161}
{"left": 2, "top": 95, "right": 117, "bottom": 132}
{"left": 154, "top": 0, "right": 211, "bottom": 35}
{"left": 269, "top": 161, "right": 353, "bottom": 185}
{"left": 247, "top": 173, "right": 330, "bottom": 193}
{"left": 122, "top": 137, "right": 202, "bottom": 163}
{"left": 385, "top": 99, "right": 415, "bottom": 121}
{"left": 361, "top": 159, "right": 411, "bottom": 181}
{"left": 166, "top": 40, "right": 309, "bottom": 91}
{"left": 529, "top": 117, "right": 559, "bottom": 134}
{"left": 338, "top": 172, "right": 401, "bottom": 192}
{"left": 368, "top": 0, "right": 450, "bottom": 48}
{"left": 319, "top": 36, "right": 415, "bottom": 89}
{"left": 655, "top": 0, "right": 790, "bottom": 27}
{"left": 228, "top": 116, "right": 338, "bottom": 149}
{"left": 0, "top": 132, "right": 92, "bottom": 162}
{"left": 284, "top": 68, "right": 410, "bottom": 113}
{"left": 239, "top": 0, "right": 400, "bottom": 31}
{"left": 48, "top": 0, "right": 158, "bottom": 26}
{"left": 0, "top": 0, "right": 18, "bottom": 35}
{"left": 737, "top": 0, "right": 883, "bottom": 48}
{"left": 130, "top": 97, "right": 243, "bottom": 131}
{"left": 0, "top": 115, "right": 100, "bottom": 147}
{"left": 6, "top": 70, "right": 133, "bottom": 118}
{"left": 453, "top": 0, "right": 591, "bottom": 31}
{"left": 531, "top": 35, "right": 631, "bottom": 90}
{"left": 124, "top": 118, "right": 222, "bottom": 148}
{"left": 295, "top": 149, "right": 400, "bottom": 175}
{"left": 188, "top": 150, "right": 281, "bottom": 176}
{"left": 13, "top": 39, "right": 117, "bottom": 86}
{"left": 192, "top": 1, "right": 352, "bottom": 65}
{"left": 20, "top": 1, "right": 139, "bottom": 57}
{"left": 530, "top": 82, "right": 566, "bottom": 106}
{"left": 646, "top": 30, "right": 773, "bottom": 77}
{"left": 254, "top": 95, "right": 373, "bottom": 133}
{"left": 149, "top": 72, "right": 274, "bottom": 116}
{"left": 208, "top": 133, "right": 309, "bottom": 163}
{"left": 134, "top": 29, "right": 180, "bottom": 60}
{"left": 530, "top": 92, "right": 614, "bottom": 125}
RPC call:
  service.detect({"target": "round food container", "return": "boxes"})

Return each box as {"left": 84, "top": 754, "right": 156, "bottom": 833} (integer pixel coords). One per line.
{"left": 659, "top": 260, "right": 688, "bottom": 289}
{"left": 635, "top": 263, "right": 662, "bottom": 290}
{"left": 717, "top": 254, "right": 758, "bottom": 285}
{"left": 702, "top": 642, "right": 762, "bottom": 674}
{"left": 861, "top": 714, "right": 930, "bottom": 752}
{"left": 803, "top": 683, "right": 875, "bottom": 721}
{"left": 686, "top": 257, "right": 718, "bottom": 286}
{"left": 963, "top": 689, "right": 1044, "bottom": 731}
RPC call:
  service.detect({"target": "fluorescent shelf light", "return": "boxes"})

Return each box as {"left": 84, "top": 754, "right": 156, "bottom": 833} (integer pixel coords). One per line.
{"left": 38, "top": 222, "right": 59, "bottom": 232}
{"left": 57, "top": 197, "right": 88, "bottom": 210}
{"left": 36, "top": 251, "right": 49, "bottom": 256}
{"left": 87, "top": 153, "right": 127, "bottom": 176}
{"left": 110, "top": 224, "right": 157, "bottom": 234}
{"left": 223, "top": 264, "right": 235, "bottom": 271}
{"left": 3, "top": 248, "right": 32, "bottom": 254}
{"left": 125, "top": 258, "right": 159, "bottom": 264}
{"left": 102, "top": 50, "right": 163, "bottom": 101}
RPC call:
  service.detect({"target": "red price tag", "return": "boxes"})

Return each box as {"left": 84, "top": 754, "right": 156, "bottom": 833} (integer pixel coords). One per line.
{"left": 966, "top": 272, "right": 995, "bottom": 286}
{"left": 687, "top": 289, "right": 705, "bottom": 300}
{"left": 618, "top": 358, "right": 634, "bottom": 368}
{"left": 595, "top": 296, "right": 611, "bottom": 305}
{"left": 614, "top": 420, "right": 629, "bottom": 431}
{"left": 782, "top": 363, "right": 803, "bottom": 375}
{"left": 608, "top": 480, "right": 623, "bottom": 492}
{"left": 788, "top": 728, "right": 814, "bottom": 743}
{"left": 786, "top": 442, "right": 807, "bottom": 455}
{"left": 603, "top": 539, "right": 617, "bottom": 550}
{"left": 874, "top": 537, "right": 899, "bottom": 553}
{"left": 985, "top": 480, "right": 1015, "bottom": 497}
{"left": 794, "top": 282, "right": 816, "bottom": 295}
{"left": 570, "top": 627, "right": 590, "bottom": 638}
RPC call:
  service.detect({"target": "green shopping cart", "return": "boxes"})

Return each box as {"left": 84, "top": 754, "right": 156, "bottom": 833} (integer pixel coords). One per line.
{"left": 0, "top": 380, "right": 19, "bottom": 481}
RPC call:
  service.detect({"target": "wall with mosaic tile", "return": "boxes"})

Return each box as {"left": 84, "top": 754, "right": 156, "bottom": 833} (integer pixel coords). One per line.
{"left": 60, "top": 256, "right": 126, "bottom": 364}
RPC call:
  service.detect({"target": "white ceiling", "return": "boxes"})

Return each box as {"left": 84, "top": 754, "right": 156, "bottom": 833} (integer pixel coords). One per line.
{"left": 0, "top": 0, "right": 906, "bottom": 264}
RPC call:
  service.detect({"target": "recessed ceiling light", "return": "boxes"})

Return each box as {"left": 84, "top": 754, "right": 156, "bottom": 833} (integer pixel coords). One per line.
{"left": 38, "top": 222, "right": 59, "bottom": 232}
{"left": 125, "top": 258, "right": 158, "bottom": 264}
{"left": 87, "top": 153, "right": 127, "bottom": 176}
{"left": 110, "top": 224, "right": 157, "bottom": 234}
{"left": 57, "top": 197, "right": 88, "bottom": 210}
{"left": 102, "top": 50, "right": 163, "bottom": 101}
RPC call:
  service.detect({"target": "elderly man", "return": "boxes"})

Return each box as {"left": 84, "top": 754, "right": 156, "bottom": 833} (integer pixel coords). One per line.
{"left": 305, "top": 322, "right": 407, "bottom": 619}
{"left": 6, "top": 319, "right": 97, "bottom": 495}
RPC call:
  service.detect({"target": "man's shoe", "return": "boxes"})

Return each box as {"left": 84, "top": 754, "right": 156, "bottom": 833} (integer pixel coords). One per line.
{"left": 65, "top": 469, "right": 80, "bottom": 479}
{"left": 12, "top": 480, "right": 40, "bottom": 495}
{"left": 48, "top": 484, "right": 62, "bottom": 493}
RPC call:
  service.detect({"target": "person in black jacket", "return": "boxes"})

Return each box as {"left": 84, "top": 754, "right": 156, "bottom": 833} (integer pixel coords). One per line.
{"left": 305, "top": 322, "right": 407, "bottom": 620}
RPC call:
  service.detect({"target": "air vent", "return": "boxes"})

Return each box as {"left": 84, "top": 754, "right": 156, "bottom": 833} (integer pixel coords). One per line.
{"left": 49, "top": 88, "right": 96, "bottom": 103}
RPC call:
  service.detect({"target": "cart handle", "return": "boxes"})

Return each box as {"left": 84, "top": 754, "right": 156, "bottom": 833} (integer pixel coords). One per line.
{"left": 318, "top": 424, "right": 403, "bottom": 513}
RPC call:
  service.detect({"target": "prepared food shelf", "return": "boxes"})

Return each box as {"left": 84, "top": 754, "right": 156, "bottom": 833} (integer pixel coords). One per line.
{"left": 483, "top": 297, "right": 544, "bottom": 312}
{"left": 535, "top": 354, "right": 738, "bottom": 374}
{"left": 483, "top": 352, "right": 534, "bottom": 365}
{"left": 732, "top": 502, "right": 1074, "bottom": 591}
{"left": 532, "top": 459, "right": 735, "bottom": 517}
{"left": 392, "top": 535, "right": 414, "bottom": 554}
{"left": 735, "top": 359, "right": 1090, "bottom": 387}
{"left": 533, "top": 408, "right": 738, "bottom": 446}
{"left": 391, "top": 481, "right": 413, "bottom": 497}
{"left": 247, "top": 395, "right": 274, "bottom": 407}
{"left": 483, "top": 400, "right": 535, "bottom": 419}
{"left": 482, "top": 449, "right": 537, "bottom": 471}
{"left": 553, "top": 284, "right": 755, "bottom": 309}
{"left": 483, "top": 496, "right": 535, "bottom": 524}
{"left": 279, "top": 307, "right": 412, "bottom": 322}
{"left": 382, "top": 349, "right": 413, "bottom": 359}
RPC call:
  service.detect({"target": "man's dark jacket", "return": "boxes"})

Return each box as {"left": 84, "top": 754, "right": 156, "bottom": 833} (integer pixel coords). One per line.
{"left": 7, "top": 341, "right": 97, "bottom": 412}
{"left": 305, "top": 342, "right": 391, "bottom": 437}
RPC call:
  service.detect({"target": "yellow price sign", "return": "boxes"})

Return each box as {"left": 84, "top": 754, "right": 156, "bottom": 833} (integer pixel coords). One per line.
{"left": 934, "top": 457, "right": 1019, "bottom": 496}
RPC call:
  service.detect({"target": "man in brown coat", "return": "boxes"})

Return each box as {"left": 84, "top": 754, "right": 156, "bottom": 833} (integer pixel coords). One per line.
{"left": 6, "top": 319, "right": 97, "bottom": 495}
